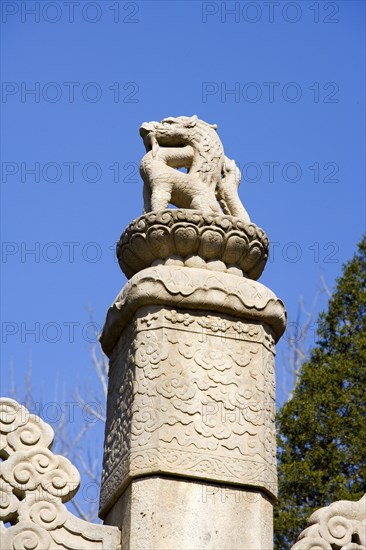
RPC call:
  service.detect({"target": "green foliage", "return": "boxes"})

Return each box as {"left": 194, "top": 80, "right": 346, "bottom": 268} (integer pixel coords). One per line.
{"left": 274, "top": 235, "right": 366, "bottom": 549}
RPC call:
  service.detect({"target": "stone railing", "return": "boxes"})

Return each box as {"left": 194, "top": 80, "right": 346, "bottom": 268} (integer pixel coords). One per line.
{"left": 291, "top": 494, "right": 366, "bottom": 550}
{"left": 0, "top": 398, "right": 121, "bottom": 550}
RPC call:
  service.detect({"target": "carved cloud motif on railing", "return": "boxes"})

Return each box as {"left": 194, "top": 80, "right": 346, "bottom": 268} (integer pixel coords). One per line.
{"left": 0, "top": 398, "right": 121, "bottom": 550}
{"left": 291, "top": 494, "right": 366, "bottom": 550}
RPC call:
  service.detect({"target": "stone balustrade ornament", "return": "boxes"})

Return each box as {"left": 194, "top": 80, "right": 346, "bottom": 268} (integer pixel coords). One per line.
{"left": 0, "top": 398, "right": 121, "bottom": 550}
{"left": 3, "top": 117, "right": 363, "bottom": 549}
{"left": 291, "top": 494, "right": 366, "bottom": 550}
{"left": 98, "top": 116, "right": 288, "bottom": 549}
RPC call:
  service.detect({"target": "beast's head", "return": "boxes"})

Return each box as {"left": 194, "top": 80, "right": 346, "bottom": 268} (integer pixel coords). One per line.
{"left": 140, "top": 115, "right": 217, "bottom": 156}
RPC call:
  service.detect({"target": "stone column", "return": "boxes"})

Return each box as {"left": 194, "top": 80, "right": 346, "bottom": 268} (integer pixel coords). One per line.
{"left": 99, "top": 210, "right": 286, "bottom": 550}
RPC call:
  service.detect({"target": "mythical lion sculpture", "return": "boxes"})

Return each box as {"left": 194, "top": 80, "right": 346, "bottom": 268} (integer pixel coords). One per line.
{"left": 139, "top": 115, "right": 251, "bottom": 223}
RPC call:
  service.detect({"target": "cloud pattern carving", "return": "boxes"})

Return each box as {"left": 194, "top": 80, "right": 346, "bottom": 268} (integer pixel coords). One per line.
{"left": 100, "top": 308, "right": 278, "bottom": 513}
{"left": 0, "top": 398, "right": 121, "bottom": 550}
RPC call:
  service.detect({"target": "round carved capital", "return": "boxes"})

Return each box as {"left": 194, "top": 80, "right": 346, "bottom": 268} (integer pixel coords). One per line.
{"left": 117, "top": 210, "right": 269, "bottom": 280}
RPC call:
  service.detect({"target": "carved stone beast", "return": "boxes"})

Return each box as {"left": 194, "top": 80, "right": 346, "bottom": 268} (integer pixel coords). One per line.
{"left": 139, "top": 115, "right": 251, "bottom": 223}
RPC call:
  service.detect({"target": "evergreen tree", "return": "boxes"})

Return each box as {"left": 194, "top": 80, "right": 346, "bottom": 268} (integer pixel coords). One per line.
{"left": 274, "top": 235, "right": 366, "bottom": 549}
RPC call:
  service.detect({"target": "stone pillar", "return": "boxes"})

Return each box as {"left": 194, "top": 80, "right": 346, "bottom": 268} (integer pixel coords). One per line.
{"left": 99, "top": 209, "right": 286, "bottom": 550}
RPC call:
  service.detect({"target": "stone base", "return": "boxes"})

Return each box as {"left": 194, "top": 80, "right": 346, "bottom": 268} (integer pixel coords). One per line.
{"left": 104, "top": 476, "right": 273, "bottom": 550}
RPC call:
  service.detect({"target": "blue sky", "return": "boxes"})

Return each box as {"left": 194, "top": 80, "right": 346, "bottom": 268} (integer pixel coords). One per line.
{"left": 1, "top": 0, "right": 365, "bottom": 510}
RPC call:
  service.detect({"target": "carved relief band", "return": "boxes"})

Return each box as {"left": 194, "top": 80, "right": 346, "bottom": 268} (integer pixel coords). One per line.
{"left": 100, "top": 301, "right": 283, "bottom": 516}
{"left": 118, "top": 209, "right": 269, "bottom": 280}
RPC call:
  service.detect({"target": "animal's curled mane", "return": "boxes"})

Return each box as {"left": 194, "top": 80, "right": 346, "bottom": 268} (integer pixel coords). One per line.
{"left": 185, "top": 118, "right": 223, "bottom": 164}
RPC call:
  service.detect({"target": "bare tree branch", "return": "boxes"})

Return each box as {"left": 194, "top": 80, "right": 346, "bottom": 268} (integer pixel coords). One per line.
{"left": 70, "top": 498, "right": 92, "bottom": 522}
{"left": 281, "top": 274, "right": 331, "bottom": 400}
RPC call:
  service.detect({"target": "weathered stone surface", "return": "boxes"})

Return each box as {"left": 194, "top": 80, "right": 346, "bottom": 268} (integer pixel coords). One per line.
{"left": 291, "top": 494, "right": 366, "bottom": 550}
{"left": 0, "top": 398, "right": 121, "bottom": 550}
{"left": 100, "top": 305, "right": 281, "bottom": 517}
{"left": 140, "top": 115, "right": 250, "bottom": 221}
{"left": 117, "top": 209, "right": 269, "bottom": 280}
{"left": 105, "top": 477, "right": 274, "bottom": 550}
{"left": 100, "top": 265, "right": 286, "bottom": 358}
